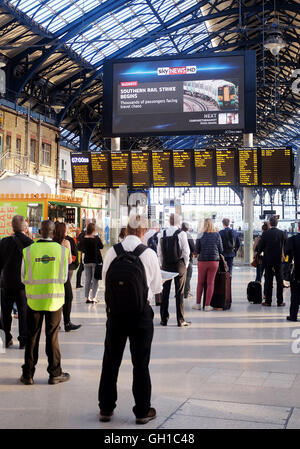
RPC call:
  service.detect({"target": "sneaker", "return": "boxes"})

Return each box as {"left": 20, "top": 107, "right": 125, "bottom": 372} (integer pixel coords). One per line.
{"left": 192, "top": 304, "right": 201, "bottom": 310}
{"left": 99, "top": 410, "right": 114, "bottom": 422}
{"left": 48, "top": 372, "right": 70, "bottom": 385}
{"left": 86, "top": 299, "right": 93, "bottom": 303}
{"left": 136, "top": 407, "right": 156, "bottom": 425}
{"left": 204, "top": 306, "right": 214, "bottom": 311}
{"left": 178, "top": 321, "right": 192, "bottom": 327}
{"left": 92, "top": 299, "right": 99, "bottom": 304}
{"left": 64, "top": 322, "right": 82, "bottom": 332}
{"left": 20, "top": 375, "right": 34, "bottom": 385}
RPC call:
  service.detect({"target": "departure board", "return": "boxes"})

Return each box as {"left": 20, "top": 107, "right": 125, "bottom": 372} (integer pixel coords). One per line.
{"left": 131, "top": 151, "right": 152, "bottom": 188}
{"left": 91, "top": 152, "right": 111, "bottom": 188}
{"left": 152, "top": 151, "right": 172, "bottom": 187}
{"left": 238, "top": 148, "right": 259, "bottom": 186}
{"left": 216, "top": 149, "right": 236, "bottom": 186}
{"left": 261, "top": 147, "right": 292, "bottom": 186}
{"left": 173, "top": 150, "right": 193, "bottom": 187}
{"left": 111, "top": 152, "right": 130, "bottom": 187}
{"left": 194, "top": 149, "right": 214, "bottom": 186}
{"left": 71, "top": 153, "right": 91, "bottom": 189}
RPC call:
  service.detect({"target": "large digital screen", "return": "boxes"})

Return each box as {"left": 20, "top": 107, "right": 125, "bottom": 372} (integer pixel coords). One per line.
{"left": 111, "top": 152, "right": 130, "bottom": 187}
{"left": 238, "top": 148, "right": 259, "bottom": 186}
{"left": 216, "top": 149, "right": 236, "bottom": 186}
{"left": 103, "top": 51, "right": 256, "bottom": 137}
{"left": 131, "top": 151, "right": 152, "bottom": 188}
{"left": 261, "top": 147, "right": 293, "bottom": 186}
{"left": 194, "top": 149, "right": 214, "bottom": 186}
{"left": 152, "top": 151, "right": 172, "bottom": 187}
{"left": 173, "top": 150, "right": 193, "bottom": 187}
{"left": 90, "top": 152, "right": 111, "bottom": 188}
{"left": 71, "top": 152, "right": 92, "bottom": 189}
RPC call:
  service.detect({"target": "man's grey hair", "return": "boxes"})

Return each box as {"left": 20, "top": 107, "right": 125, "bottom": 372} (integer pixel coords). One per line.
{"left": 12, "top": 215, "right": 26, "bottom": 233}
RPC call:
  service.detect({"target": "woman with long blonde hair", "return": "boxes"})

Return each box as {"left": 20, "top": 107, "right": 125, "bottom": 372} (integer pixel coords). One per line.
{"left": 193, "top": 218, "right": 223, "bottom": 311}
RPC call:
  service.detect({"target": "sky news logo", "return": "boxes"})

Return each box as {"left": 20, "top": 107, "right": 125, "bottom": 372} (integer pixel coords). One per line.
{"left": 157, "top": 66, "right": 197, "bottom": 76}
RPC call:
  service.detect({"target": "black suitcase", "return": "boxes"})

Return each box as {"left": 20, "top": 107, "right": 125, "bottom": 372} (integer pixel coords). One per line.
{"left": 247, "top": 281, "right": 262, "bottom": 304}
{"left": 203, "top": 272, "right": 232, "bottom": 310}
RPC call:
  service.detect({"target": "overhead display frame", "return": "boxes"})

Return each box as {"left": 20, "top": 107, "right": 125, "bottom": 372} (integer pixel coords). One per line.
{"left": 70, "top": 147, "right": 294, "bottom": 190}
{"left": 102, "top": 50, "right": 256, "bottom": 137}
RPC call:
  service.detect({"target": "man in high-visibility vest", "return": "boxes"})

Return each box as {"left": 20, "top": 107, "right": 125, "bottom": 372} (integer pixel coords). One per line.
{"left": 20, "top": 220, "right": 70, "bottom": 385}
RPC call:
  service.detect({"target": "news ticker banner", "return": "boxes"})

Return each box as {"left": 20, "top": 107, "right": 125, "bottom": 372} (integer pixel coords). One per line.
{"left": 70, "top": 147, "right": 293, "bottom": 190}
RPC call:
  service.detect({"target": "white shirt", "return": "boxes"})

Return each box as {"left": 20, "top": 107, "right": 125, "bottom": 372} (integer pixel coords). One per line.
{"left": 157, "top": 226, "right": 190, "bottom": 268}
{"left": 102, "top": 235, "right": 162, "bottom": 300}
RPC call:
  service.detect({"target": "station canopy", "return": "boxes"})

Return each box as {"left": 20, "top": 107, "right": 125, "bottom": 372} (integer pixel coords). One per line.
{"left": 0, "top": 0, "right": 298, "bottom": 152}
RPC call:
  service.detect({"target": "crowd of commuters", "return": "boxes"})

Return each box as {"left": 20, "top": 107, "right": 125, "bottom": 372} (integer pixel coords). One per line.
{"left": 1, "top": 212, "right": 299, "bottom": 424}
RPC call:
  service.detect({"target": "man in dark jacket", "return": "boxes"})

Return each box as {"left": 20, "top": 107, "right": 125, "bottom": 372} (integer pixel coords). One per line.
{"left": 219, "top": 218, "right": 240, "bottom": 275}
{"left": 285, "top": 221, "right": 300, "bottom": 321}
{"left": 257, "top": 216, "right": 287, "bottom": 307}
{"left": 0, "top": 215, "right": 33, "bottom": 348}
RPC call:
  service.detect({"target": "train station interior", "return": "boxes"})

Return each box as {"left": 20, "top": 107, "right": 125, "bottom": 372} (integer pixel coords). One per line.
{"left": 0, "top": 0, "right": 299, "bottom": 433}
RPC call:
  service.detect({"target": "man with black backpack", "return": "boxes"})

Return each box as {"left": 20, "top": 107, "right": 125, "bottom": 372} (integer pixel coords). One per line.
{"left": 98, "top": 214, "right": 162, "bottom": 425}
{"left": 157, "top": 213, "right": 191, "bottom": 327}
{"left": 219, "top": 218, "right": 240, "bottom": 275}
{"left": 0, "top": 215, "right": 33, "bottom": 349}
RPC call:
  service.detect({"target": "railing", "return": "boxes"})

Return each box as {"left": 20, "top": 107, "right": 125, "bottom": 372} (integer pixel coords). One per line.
{"left": 0, "top": 151, "right": 30, "bottom": 176}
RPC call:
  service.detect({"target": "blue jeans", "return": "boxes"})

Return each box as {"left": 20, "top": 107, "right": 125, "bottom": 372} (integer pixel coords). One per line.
{"left": 84, "top": 264, "right": 99, "bottom": 300}
{"left": 225, "top": 257, "right": 234, "bottom": 275}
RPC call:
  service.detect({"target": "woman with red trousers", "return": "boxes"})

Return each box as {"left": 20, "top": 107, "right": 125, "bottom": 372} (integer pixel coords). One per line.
{"left": 193, "top": 218, "right": 223, "bottom": 311}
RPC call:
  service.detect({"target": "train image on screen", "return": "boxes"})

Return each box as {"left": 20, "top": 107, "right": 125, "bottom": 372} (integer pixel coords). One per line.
{"left": 183, "top": 80, "right": 238, "bottom": 112}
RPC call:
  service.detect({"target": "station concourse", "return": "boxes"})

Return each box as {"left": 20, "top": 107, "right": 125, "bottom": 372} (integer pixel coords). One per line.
{"left": 0, "top": 0, "right": 299, "bottom": 433}
{"left": 1, "top": 266, "right": 300, "bottom": 430}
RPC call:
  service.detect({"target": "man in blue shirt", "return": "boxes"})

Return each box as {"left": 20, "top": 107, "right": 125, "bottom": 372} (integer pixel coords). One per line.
{"left": 219, "top": 218, "right": 240, "bottom": 275}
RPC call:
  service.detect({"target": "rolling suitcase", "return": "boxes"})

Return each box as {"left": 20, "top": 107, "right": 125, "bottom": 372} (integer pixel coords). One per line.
{"left": 247, "top": 281, "right": 262, "bottom": 304}
{"left": 203, "top": 271, "right": 232, "bottom": 310}
{"left": 209, "top": 271, "right": 232, "bottom": 310}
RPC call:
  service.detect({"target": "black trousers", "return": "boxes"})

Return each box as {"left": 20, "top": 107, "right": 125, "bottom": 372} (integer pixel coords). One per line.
{"left": 184, "top": 262, "right": 193, "bottom": 298}
{"left": 264, "top": 264, "right": 284, "bottom": 305}
{"left": 0, "top": 288, "right": 27, "bottom": 346}
{"left": 63, "top": 273, "right": 73, "bottom": 325}
{"left": 22, "top": 307, "right": 62, "bottom": 379}
{"left": 76, "top": 261, "right": 84, "bottom": 287}
{"left": 160, "top": 265, "right": 186, "bottom": 325}
{"left": 289, "top": 281, "right": 300, "bottom": 320}
{"left": 98, "top": 305, "right": 154, "bottom": 418}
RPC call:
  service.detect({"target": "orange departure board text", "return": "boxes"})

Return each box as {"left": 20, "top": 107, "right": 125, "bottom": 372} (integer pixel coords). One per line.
{"left": 173, "top": 150, "right": 192, "bottom": 187}
{"left": 152, "top": 151, "right": 172, "bottom": 187}
{"left": 261, "top": 147, "right": 292, "bottom": 186}
{"left": 238, "top": 148, "right": 258, "bottom": 186}
{"left": 131, "top": 151, "right": 152, "bottom": 188}
{"left": 91, "top": 152, "right": 110, "bottom": 188}
{"left": 71, "top": 153, "right": 91, "bottom": 189}
{"left": 111, "top": 152, "right": 130, "bottom": 187}
{"left": 194, "top": 149, "right": 214, "bottom": 186}
{"left": 216, "top": 149, "right": 236, "bottom": 186}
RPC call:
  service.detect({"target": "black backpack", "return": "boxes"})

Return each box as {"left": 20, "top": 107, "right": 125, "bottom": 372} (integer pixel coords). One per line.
{"left": 147, "top": 231, "right": 159, "bottom": 253}
{"left": 222, "top": 228, "right": 235, "bottom": 253}
{"left": 161, "top": 229, "right": 181, "bottom": 268}
{"left": 105, "top": 243, "right": 148, "bottom": 316}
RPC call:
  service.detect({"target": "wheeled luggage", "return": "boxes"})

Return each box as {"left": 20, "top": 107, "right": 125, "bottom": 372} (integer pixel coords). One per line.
{"left": 247, "top": 281, "right": 262, "bottom": 304}
{"left": 209, "top": 271, "right": 232, "bottom": 310}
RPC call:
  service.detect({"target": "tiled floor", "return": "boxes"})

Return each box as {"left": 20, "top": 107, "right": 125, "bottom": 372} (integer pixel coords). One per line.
{"left": 1, "top": 265, "right": 300, "bottom": 429}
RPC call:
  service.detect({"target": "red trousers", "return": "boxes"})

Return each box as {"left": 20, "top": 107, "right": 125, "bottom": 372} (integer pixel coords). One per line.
{"left": 196, "top": 261, "right": 219, "bottom": 306}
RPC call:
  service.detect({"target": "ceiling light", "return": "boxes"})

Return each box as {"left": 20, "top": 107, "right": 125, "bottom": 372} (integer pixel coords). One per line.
{"left": 264, "top": 26, "right": 286, "bottom": 56}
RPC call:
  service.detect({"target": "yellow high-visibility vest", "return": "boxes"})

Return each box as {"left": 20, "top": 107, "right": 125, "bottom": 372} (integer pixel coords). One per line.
{"left": 23, "top": 241, "right": 69, "bottom": 312}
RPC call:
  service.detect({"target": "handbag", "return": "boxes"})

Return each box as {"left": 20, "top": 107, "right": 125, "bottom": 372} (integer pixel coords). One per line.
{"left": 219, "top": 254, "right": 228, "bottom": 272}
{"left": 94, "top": 263, "right": 103, "bottom": 280}
{"left": 251, "top": 254, "right": 259, "bottom": 268}
{"left": 283, "top": 235, "right": 296, "bottom": 282}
